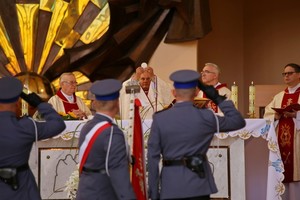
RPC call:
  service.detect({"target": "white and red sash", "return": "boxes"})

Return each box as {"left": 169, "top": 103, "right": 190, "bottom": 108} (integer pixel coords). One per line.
{"left": 79, "top": 121, "right": 112, "bottom": 174}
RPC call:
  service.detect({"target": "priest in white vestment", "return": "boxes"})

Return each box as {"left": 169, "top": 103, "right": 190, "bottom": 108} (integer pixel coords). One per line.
{"left": 119, "top": 66, "right": 173, "bottom": 120}
{"left": 264, "top": 63, "right": 300, "bottom": 200}
{"left": 196, "top": 63, "right": 231, "bottom": 115}
{"left": 48, "top": 72, "right": 92, "bottom": 119}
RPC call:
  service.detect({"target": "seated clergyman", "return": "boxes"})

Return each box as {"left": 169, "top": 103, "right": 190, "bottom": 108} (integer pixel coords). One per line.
{"left": 48, "top": 72, "right": 92, "bottom": 119}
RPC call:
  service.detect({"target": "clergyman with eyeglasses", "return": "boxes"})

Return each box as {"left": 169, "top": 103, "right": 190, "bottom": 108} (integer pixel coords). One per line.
{"left": 264, "top": 63, "right": 300, "bottom": 200}
{"left": 196, "top": 63, "right": 231, "bottom": 115}
{"left": 48, "top": 72, "right": 92, "bottom": 119}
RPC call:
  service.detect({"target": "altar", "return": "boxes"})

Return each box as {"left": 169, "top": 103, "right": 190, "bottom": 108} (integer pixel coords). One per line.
{"left": 29, "top": 119, "right": 284, "bottom": 200}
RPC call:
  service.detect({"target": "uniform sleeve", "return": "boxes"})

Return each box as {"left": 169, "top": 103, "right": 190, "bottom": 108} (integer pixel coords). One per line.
{"left": 216, "top": 100, "right": 246, "bottom": 132}
{"left": 147, "top": 114, "right": 161, "bottom": 199}
{"left": 35, "top": 102, "right": 66, "bottom": 140}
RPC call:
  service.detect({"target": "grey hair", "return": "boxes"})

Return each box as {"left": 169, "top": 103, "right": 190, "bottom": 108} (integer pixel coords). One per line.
{"left": 59, "top": 72, "right": 75, "bottom": 84}
{"left": 205, "top": 63, "right": 220, "bottom": 74}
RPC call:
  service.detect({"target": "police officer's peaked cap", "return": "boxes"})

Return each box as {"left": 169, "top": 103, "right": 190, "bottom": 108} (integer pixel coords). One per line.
{"left": 170, "top": 69, "right": 200, "bottom": 89}
{"left": 0, "top": 76, "right": 23, "bottom": 103}
{"left": 90, "top": 79, "right": 122, "bottom": 101}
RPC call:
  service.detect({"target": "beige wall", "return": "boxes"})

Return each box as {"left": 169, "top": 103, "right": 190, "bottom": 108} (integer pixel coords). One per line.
{"left": 197, "top": 1, "right": 300, "bottom": 199}
{"left": 199, "top": 0, "right": 300, "bottom": 116}
{"left": 244, "top": 0, "right": 300, "bottom": 86}
{"left": 149, "top": 38, "right": 198, "bottom": 84}
{"left": 198, "top": 0, "right": 244, "bottom": 112}
{"left": 149, "top": 0, "right": 300, "bottom": 116}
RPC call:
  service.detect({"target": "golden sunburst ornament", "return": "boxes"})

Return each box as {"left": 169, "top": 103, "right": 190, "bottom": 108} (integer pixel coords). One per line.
{"left": 0, "top": 0, "right": 110, "bottom": 115}
{"left": 0, "top": 0, "right": 109, "bottom": 78}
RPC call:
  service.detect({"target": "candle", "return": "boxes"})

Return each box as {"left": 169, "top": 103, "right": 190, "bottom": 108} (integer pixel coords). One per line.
{"left": 21, "top": 86, "right": 29, "bottom": 116}
{"left": 249, "top": 81, "right": 255, "bottom": 116}
{"left": 21, "top": 99, "right": 28, "bottom": 116}
{"left": 231, "top": 81, "right": 238, "bottom": 109}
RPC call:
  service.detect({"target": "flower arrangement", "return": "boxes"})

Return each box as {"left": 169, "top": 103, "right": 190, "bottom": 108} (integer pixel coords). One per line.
{"left": 65, "top": 165, "right": 79, "bottom": 200}
{"left": 58, "top": 111, "right": 79, "bottom": 120}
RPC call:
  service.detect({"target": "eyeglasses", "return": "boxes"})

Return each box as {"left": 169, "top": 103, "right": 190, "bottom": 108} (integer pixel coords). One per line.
{"left": 201, "top": 70, "right": 215, "bottom": 74}
{"left": 63, "top": 81, "right": 78, "bottom": 85}
{"left": 281, "top": 72, "right": 297, "bottom": 77}
{"left": 140, "top": 77, "right": 151, "bottom": 81}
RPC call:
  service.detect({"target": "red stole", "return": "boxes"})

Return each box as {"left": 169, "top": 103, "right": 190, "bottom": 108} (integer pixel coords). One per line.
{"left": 203, "top": 83, "right": 228, "bottom": 113}
{"left": 278, "top": 87, "right": 300, "bottom": 182}
{"left": 56, "top": 89, "right": 79, "bottom": 113}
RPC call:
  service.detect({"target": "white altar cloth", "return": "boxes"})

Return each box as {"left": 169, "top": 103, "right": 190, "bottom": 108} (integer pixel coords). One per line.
{"left": 54, "top": 118, "right": 284, "bottom": 200}
{"left": 220, "top": 119, "right": 285, "bottom": 200}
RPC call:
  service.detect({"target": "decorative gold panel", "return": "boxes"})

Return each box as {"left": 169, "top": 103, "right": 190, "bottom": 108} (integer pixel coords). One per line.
{"left": 80, "top": 3, "right": 110, "bottom": 44}
{"left": 17, "top": 4, "right": 39, "bottom": 71}
{"left": 38, "top": 0, "right": 69, "bottom": 73}
{"left": 0, "top": 0, "right": 109, "bottom": 80}
{"left": 0, "top": 18, "right": 20, "bottom": 74}
{"left": 0, "top": 0, "right": 109, "bottom": 108}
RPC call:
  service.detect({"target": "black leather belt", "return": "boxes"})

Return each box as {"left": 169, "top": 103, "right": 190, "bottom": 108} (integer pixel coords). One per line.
{"left": 163, "top": 155, "right": 207, "bottom": 167}
{"left": 0, "top": 163, "right": 29, "bottom": 173}
{"left": 17, "top": 163, "right": 29, "bottom": 172}
{"left": 163, "top": 159, "right": 187, "bottom": 166}
{"left": 82, "top": 167, "right": 106, "bottom": 174}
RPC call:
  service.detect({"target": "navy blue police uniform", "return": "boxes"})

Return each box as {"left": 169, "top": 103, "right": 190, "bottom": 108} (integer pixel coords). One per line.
{"left": 147, "top": 70, "right": 246, "bottom": 200}
{"left": 0, "top": 76, "right": 66, "bottom": 200}
{"left": 76, "top": 79, "right": 136, "bottom": 200}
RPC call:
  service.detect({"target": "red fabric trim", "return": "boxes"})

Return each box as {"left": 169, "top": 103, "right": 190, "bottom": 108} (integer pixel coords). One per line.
{"left": 79, "top": 123, "right": 112, "bottom": 174}
{"left": 132, "top": 99, "right": 147, "bottom": 200}
{"left": 215, "top": 83, "right": 228, "bottom": 90}
{"left": 56, "top": 89, "right": 79, "bottom": 113}
{"left": 278, "top": 88, "right": 300, "bottom": 182}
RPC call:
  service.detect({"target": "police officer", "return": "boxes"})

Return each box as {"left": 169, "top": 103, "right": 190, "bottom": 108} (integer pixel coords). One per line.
{"left": 147, "top": 70, "right": 245, "bottom": 200}
{"left": 76, "top": 79, "right": 136, "bottom": 200}
{"left": 0, "top": 76, "right": 66, "bottom": 200}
